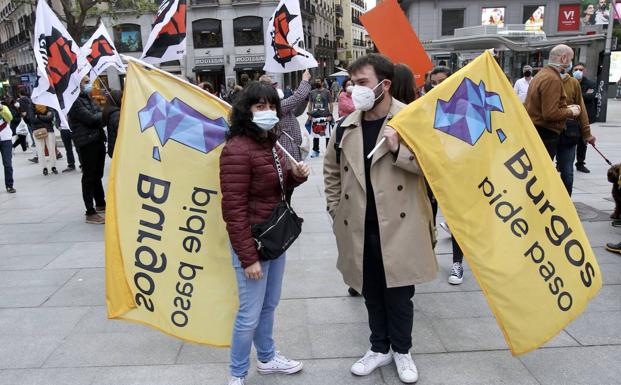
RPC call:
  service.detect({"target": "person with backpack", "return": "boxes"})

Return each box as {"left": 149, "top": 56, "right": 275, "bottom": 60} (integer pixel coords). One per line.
{"left": 324, "top": 54, "right": 437, "bottom": 383}
{"left": 307, "top": 78, "right": 333, "bottom": 158}
{"left": 0, "top": 100, "right": 16, "bottom": 193}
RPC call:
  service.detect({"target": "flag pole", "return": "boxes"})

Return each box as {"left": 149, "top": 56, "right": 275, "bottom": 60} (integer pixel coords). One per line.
{"left": 95, "top": 76, "right": 116, "bottom": 106}
{"left": 276, "top": 141, "right": 299, "bottom": 166}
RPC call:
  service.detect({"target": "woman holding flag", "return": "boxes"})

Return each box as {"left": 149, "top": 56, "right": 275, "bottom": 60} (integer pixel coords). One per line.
{"left": 220, "top": 81, "right": 310, "bottom": 385}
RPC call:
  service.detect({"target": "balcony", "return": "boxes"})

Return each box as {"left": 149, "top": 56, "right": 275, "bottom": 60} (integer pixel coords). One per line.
{"left": 335, "top": 5, "right": 343, "bottom": 16}
{"left": 335, "top": 27, "right": 344, "bottom": 38}
{"left": 300, "top": 0, "right": 315, "bottom": 19}
{"left": 192, "top": 0, "right": 219, "bottom": 6}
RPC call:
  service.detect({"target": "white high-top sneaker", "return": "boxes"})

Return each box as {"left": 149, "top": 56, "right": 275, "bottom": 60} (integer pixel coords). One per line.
{"left": 393, "top": 352, "right": 419, "bottom": 383}
{"left": 227, "top": 377, "right": 244, "bottom": 385}
{"left": 256, "top": 352, "right": 303, "bottom": 374}
{"left": 351, "top": 349, "right": 393, "bottom": 376}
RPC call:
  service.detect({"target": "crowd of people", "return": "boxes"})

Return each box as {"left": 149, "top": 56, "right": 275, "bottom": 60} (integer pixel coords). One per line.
{"left": 0, "top": 77, "right": 121, "bottom": 224}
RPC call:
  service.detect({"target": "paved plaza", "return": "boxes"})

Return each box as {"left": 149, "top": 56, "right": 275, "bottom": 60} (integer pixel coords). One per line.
{"left": 0, "top": 102, "right": 620, "bottom": 385}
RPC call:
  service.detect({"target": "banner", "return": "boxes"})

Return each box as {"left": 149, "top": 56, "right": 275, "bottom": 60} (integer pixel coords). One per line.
{"left": 263, "top": 0, "right": 318, "bottom": 73}
{"left": 81, "top": 23, "right": 126, "bottom": 81}
{"left": 105, "top": 59, "right": 237, "bottom": 345}
{"left": 32, "top": 0, "right": 90, "bottom": 129}
{"left": 141, "top": 0, "right": 187, "bottom": 64}
{"left": 390, "top": 51, "right": 602, "bottom": 355}
{"left": 558, "top": 4, "right": 581, "bottom": 31}
{"left": 360, "top": 0, "right": 432, "bottom": 87}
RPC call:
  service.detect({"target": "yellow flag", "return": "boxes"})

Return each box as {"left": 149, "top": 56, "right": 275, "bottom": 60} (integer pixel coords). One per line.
{"left": 105, "top": 60, "right": 237, "bottom": 346}
{"left": 390, "top": 51, "right": 601, "bottom": 355}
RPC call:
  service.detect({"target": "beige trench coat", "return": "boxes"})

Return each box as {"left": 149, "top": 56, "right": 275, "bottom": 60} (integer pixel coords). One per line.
{"left": 324, "top": 98, "right": 438, "bottom": 293}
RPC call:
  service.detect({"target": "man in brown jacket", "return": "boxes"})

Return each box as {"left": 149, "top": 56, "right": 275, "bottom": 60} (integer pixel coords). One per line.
{"left": 324, "top": 54, "right": 437, "bottom": 383}
{"left": 525, "top": 44, "right": 595, "bottom": 160}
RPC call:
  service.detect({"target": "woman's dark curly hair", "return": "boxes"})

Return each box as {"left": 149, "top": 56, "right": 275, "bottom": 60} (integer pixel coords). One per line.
{"left": 227, "top": 81, "right": 282, "bottom": 141}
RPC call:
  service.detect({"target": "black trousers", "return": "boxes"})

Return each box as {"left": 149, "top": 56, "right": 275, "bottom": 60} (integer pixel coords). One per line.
{"left": 363, "top": 220, "right": 414, "bottom": 354}
{"left": 12, "top": 135, "right": 28, "bottom": 151}
{"left": 61, "top": 130, "right": 77, "bottom": 168}
{"left": 79, "top": 141, "right": 106, "bottom": 215}
{"left": 576, "top": 139, "right": 587, "bottom": 167}
{"left": 536, "top": 126, "right": 560, "bottom": 160}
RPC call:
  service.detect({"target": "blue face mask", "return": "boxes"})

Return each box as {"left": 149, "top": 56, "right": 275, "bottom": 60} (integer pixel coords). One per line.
{"left": 252, "top": 110, "right": 279, "bottom": 131}
{"left": 83, "top": 83, "right": 93, "bottom": 94}
{"left": 572, "top": 70, "right": 583, "bottom": 80}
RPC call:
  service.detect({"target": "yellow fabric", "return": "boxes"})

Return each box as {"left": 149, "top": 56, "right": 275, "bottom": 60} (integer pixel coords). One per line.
{"left": 390, "top": 51, "right": 601, "bottom": 355}
{"left": 105, "top": 61, "right": 237, "bottom": 346}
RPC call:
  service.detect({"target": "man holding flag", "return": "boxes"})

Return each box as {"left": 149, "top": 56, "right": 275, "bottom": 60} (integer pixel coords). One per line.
{"left": 324, "top": 54, "right": 437, "bottom": 383}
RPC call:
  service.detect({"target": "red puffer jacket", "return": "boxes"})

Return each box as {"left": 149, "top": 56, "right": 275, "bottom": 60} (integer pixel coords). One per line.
{"left": 220, "top": 134, "right": 306, "bottom": 268}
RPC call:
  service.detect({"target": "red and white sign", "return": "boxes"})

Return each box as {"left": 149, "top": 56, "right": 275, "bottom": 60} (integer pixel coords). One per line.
{"left": 558, "top": 4, "right": 581, "bottom": 31}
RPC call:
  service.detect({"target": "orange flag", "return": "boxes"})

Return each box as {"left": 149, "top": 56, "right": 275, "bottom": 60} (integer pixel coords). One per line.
{"left": 361, "top": 0, "right": 432, "bottom": 87}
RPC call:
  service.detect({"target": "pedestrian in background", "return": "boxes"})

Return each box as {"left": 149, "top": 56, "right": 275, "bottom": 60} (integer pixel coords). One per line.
{"left": 572, "top": 62, "right": 598, "bottom": 174}
{"left": 514, "top": 65, "right": 533, "bottom": 103}
{"left": 391, "top": 64, "right": 416, "bottom": 104}
{"left": 220, "top": 81, "right": 309, "bottom": 385}
{"left": 338, "top": 78, "right": 355, "bottom": 117}
{"left": 324, "top": 54, "right": 437, "bottom": 383}
{"left": 307, "top": 78, "right": 333, "bottom": 157}
{"left": 103, "top": 90, "right": 123, "bottom": 158}
{"left": 68, "top": 77, "right": 106, "bottom": 225}
{"left": 0, "top": 100, "right": 16, "bottom": 193}
{"left": 31, "top": 104, "right": 58, "bottom": 176}
{"left": 5, "top": 97, "right": 27, "bottom": 152}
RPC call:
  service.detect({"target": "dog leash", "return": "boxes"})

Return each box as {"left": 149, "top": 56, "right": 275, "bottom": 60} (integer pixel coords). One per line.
{"left": 589, "top": 143, "right": 613, "bottom": 166}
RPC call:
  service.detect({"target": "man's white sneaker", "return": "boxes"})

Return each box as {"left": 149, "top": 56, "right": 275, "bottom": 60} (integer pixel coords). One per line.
{"left": 393, "top": 352, "right": 419, "bottom": 383}
{"left": 256, "top": 352, "right": 303, "bottom": 375}
{"left": 351, "top": 349, "right": 393, "bottom": 376}
{"left": 228, "top": 377, "right": 244, "bottom": 385}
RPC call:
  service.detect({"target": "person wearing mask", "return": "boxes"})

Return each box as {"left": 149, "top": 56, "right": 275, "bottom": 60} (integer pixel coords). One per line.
{"left": 68, "top": 77, "right": 106, "bottom": 224}
{"left": 59, "top": 116, "right": 79, "bottom": 173}
{"left": 103, "top": 90, "right": 123, "bottom": 158}
{"left": 0, "top": 100, "right": 16, "bottom": 193}
{"left": 556, "top": 69, "right": 593, "bottom": 196}
{"left": 31, "top": 104, "right": 58, "bottom": 176}
{"left": 390, "top": 64, "right": 416, "bottom": 105}
{"left": 6, "top": 97, "right": 27, "bottom": 152}
{"left": 259, "top": 70, "right": 312, "bottom": 203}
{"left": 525, "top": 44, "right": 594, "bottom": 160}
{"left": 572, "top": 63, "right": 598, "bottom": 173}
{"left": 17, "top": 90, "right": 35, "bottom": 148}
{"left": 338, "top": 78, "right": 356, "bottom": 117}
{"left": 324, "top": 54, "right": 437, "bottom": 383}
{"left": 307, "top": 78, "right": 333, "bottom": 158}
{"left": 220, "top": 81, "right": 309, "bottom": 385}
{"left": 514, "top": 65, "right": 533, "bottom": 103}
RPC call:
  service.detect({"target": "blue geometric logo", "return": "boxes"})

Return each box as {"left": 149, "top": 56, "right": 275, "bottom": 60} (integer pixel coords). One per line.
{"left": 434, "top": 78, "right": 505, "bottom": 145}
{"left": 138, "top": 92, "right": 229, "bottom": 161}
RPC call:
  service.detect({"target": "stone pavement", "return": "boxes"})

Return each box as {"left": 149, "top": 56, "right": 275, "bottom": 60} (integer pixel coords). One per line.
{"left": 0, "top": 102, "right": 620, "bottom": 385}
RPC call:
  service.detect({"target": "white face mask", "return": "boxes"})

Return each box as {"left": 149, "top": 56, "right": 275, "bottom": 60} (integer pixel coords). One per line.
{"left": 252, "top": 110, "right": 279, "bottom": 131}
{"left": 346, "top": 85, "right": 354, "bottom": 94}
{"left": 352, "top": 80, "right": 385, "bottom": 112}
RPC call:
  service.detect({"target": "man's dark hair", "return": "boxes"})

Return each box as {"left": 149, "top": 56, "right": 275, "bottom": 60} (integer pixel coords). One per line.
{"left": 430, "top": 66, "right": 452, "bottom": 77}
{"left": 574, "top": 62, "right": 586, "bottom": 68}
{"left": 348, "top": 53, "right": 395, "bottom": 82}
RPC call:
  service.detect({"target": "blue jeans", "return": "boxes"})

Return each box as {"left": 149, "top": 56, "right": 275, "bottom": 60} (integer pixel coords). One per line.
{"left": 557, "top": 121, "right": 580, "bottom": 196}
{"left": 230, "top": 251, "right": 286, "bottom": 378}
{"left": 0, "top": 140, "right": 14, "bottom": 188}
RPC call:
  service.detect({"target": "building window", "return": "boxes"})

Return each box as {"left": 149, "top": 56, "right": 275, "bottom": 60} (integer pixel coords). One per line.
{"left": 233, "top": 16, "right": 263, "bottom": 46}
{"left": 193, "top": 18, "right": 222, "bottom": 48}
{"left": 113, "top": 24, "right": 142, "bottom": 53}
{"left": 442, "top": 9, "right": 465, "bottom": 36}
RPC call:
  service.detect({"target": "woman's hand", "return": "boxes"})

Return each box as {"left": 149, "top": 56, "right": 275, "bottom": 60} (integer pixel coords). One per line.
{"left": 244, "top": 261, "right": 263, "bottom": 280}
{"left": 292, "top": 161, "right": 310, "bottom": 179}
{"left": 302, "top": 69, "right": 311, "bottom": 82}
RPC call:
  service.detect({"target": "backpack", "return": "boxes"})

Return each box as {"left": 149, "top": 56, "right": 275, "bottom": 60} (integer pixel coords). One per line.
{"left": 332, "top": 116, "right": 347, "bottom": 164}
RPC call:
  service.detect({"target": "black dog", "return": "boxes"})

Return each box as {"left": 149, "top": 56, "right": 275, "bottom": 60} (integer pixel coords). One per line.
{"left": 607, "top": 163, "right": 621, "bottom": 219}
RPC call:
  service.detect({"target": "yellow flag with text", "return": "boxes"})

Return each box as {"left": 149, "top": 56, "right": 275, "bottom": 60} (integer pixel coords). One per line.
{"left": 105, "top": 60, "right": 237, "bottom": 346}
{"left": 390, "top": 51, "right": 601, "bottom": 355}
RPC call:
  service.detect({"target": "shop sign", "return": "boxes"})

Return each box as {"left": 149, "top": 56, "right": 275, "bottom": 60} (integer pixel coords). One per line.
{"left": 195, "top": 57, "right": 224, "bottom": 66}
{"left": 558, "top": 4, "right": 581, "bottom": 31}
{"left": 235, "top": 55, "right": 265, "bottom": 64}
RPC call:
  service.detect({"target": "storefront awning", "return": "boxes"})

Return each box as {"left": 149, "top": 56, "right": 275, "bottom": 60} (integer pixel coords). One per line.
{"left": 234, "top": 63, "right": 264, "bottom": 71}
{"left": 193, "top": 65, "right": 224, "bottom": 73}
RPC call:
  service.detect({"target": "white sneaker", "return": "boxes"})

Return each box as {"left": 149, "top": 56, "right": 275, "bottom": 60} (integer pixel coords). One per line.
{"left": 228, "top": 377, "right": 244, "bottom": 385}
{"left": 448, "top": 262, "right": 464, "bottom": 285}
{"left": 351, "top": 349, "right": 393, "bottom": 376}
{"left": 393, "top": 352, "right": 419, "bottom": 383}
{"left": 256, "top": 351, "right": 303, "bottom": 375}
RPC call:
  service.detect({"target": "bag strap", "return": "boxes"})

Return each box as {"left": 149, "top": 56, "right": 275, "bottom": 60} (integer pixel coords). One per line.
{"left": 271, "top": 147, "right": 286, "bottom": 202}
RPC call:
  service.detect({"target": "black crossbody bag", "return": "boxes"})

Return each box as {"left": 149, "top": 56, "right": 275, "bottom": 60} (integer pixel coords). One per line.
{"left": 251, "top": 147, "right": 303, "bottom": 260}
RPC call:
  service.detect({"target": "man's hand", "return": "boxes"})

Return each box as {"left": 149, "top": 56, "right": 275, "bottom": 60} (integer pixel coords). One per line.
{"left": 302, "top": 69, "right": 311, "bottom": 82}
{"left": 384, "top": 126, "right": 400, "bottom": 154}
{"left": 292, "top": 161, "right": 310, "bottom": 179}
{"left": 585, "top": 135, "right": 596, "bottom": 145}
{"left": 568, "top": 104, "right": 581, "bottom": 117}
{"left": 244, "top": 261, "right": 263, "bottom": 280}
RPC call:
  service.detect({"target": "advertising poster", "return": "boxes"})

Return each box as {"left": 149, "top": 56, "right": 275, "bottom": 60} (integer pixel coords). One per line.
{"left": 524, "top": 5, "right": 545, "bottom": 31}
{"left": 482, "top": 7, "right": 506, "bottom": 27}
{"left": 581, "top": 0, "right": 610, "bottom": 26}
{"left": 558, "top": 4, "right": 581, "bottom": 31}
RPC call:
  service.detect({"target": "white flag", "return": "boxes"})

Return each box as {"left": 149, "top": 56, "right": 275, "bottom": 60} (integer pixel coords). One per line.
{"left": 32, "top": 0, "right": 90, "bottom": 129}
{"left": 81, "top": 23, "right": 126, "bottom": 81}
{"left": 141, "top": 0, "right": 187, "bottom": 64}
{"left": 264, "top": 0, "right": 318, "bottom": 73}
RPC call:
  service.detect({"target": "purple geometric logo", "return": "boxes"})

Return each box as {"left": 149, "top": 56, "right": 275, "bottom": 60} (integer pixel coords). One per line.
{"left": 138, "top": 92, "right": 228, "bottom": 161}
{"left": 434, "top": 78, "right": 505, "bottom": 146}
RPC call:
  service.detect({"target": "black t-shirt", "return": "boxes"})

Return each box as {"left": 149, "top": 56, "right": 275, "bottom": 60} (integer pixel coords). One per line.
{"left": 361, "top": 116, "right": 386, "bottom": 223}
